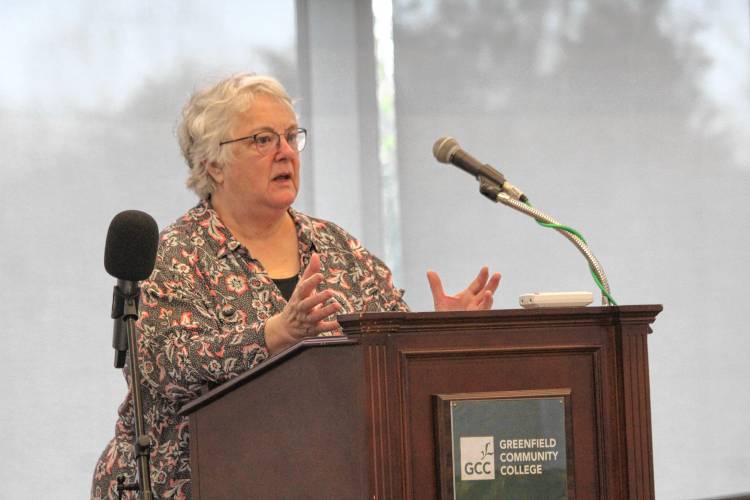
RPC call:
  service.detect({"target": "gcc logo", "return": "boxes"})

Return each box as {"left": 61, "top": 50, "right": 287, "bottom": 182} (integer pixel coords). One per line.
{"left": 459, "top": 436, "right": 495, "bottom": 481}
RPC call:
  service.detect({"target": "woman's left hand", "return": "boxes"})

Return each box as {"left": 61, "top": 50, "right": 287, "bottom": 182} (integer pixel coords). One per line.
{"left": 426, "top": 267, "right": 501, "bottom": 312}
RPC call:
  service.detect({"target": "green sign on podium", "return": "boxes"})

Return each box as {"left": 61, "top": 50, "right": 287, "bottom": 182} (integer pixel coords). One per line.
{"left": 435, "top": 389, "right": 574, "bottom": 499}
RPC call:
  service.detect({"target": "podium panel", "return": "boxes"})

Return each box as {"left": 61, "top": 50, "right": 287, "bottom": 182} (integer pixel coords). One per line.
{"left": 180, "top": 305, "right": 661, "bottom": 499}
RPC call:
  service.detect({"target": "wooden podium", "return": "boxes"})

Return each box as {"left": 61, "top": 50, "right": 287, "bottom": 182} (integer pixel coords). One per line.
{"left": 179, "top": 305, "right": 661, "bottom": 499}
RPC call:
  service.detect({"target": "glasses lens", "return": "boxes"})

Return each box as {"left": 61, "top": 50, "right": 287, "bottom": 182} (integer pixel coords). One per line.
{"left": 295, "top": 129, "right": 307, "bottom": 152}
{"left": 253, "top": 132, "right": 277, "bottom": 154}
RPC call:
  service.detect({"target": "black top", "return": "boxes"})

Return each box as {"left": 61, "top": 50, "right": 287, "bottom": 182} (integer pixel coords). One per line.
{"left": 272, "top": 275, "right": 299, "bottom": 302}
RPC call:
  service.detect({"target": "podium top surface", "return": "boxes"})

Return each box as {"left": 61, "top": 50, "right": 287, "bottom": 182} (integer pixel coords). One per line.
{"left": 337, "top": 304, "right": 662, "bottom": 332}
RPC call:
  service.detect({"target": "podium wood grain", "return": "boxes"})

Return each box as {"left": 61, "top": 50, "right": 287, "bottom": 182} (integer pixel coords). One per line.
{"left": 180, "top": 305, "right": 661, "bottom": 500}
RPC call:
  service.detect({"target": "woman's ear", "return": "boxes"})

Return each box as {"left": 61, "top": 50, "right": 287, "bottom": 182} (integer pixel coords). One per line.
{"left": 206, "top": 161, "right": 224, "bottom": 186}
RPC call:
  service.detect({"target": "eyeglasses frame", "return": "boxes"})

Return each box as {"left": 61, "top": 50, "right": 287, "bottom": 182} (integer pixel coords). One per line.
{"left": 218, "top": 127, "right": 307, "bottom": 153}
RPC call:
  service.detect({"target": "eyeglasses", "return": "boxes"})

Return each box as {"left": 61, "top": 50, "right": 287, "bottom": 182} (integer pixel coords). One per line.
{"left": 219, "top": 128, "right": 307, "bottom": 154}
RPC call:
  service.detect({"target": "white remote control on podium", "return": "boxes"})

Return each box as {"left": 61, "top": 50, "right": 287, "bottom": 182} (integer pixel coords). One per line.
{"left": 519, "top": 291, "right": 593, "bottom": 308}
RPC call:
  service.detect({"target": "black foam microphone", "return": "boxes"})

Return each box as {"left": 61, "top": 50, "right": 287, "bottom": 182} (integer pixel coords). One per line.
{"left": 105, "top": 210, "right": 159, "bottom": 368}
{"left": 105, "top": 210, "right": 159, "bottom": 281}
{"left": 433, "top": 136, "right": 527, "bottom": 202}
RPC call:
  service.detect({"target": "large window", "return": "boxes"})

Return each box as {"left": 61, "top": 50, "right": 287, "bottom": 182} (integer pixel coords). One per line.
{"left": 0, "top": 2, "right": 297, "bottom": 497}
{"left": 391, "top": 1, "right": 750, "bottom": 498}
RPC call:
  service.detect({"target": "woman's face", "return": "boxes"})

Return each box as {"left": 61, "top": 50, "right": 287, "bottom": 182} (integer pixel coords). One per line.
{"left": 211, "top": 94, "right": 301, "bottom": 214}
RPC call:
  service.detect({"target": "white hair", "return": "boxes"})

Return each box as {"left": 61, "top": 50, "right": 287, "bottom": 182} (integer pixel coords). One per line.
{"left": 177, "top": 73, "right": 294, "bottom": 199}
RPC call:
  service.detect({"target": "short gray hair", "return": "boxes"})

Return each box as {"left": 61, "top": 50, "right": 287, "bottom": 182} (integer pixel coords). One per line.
{"left": 177, "top": 73, "right": 294, "bottom": 199}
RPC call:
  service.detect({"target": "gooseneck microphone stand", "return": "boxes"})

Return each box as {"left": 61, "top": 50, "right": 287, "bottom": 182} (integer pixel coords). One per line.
{"left": 478, "top": 179, "right": 614, "bottom": 305}
{"left": 112, "top": 279, "right": 154, "bottom": 500}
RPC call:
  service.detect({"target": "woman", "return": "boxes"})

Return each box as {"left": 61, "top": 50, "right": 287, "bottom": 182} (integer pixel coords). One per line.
{"left": 92, "top": 74, "right": 500, "bottom": 499}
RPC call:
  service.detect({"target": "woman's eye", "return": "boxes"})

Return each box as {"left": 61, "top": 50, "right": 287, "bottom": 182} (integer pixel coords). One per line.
{"left": 255, "top": 134, "right": 274, "bottom": 145}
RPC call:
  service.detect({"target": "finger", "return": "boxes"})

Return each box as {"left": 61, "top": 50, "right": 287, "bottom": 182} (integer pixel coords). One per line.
{"left": 467, "top": 267, "right": 489, "bottom": 295}
{"left": 306, "top": 301, "right": 341, "bottom": 323}
{"left": 297, "top": 288, "right": 333, "bottom": 311}
{"left": 477, "top": 290, "right": 493, "bottom": 310}
{"left": 426, "top": 270, "right": 446, "bottom": 299}
{"left": 314, "top": 319, "right": 341, "bottom": 334}
{"left": 293, "top": 273, "right": 325, "bottom": 300}
{"left": 481, "top": 272, "right": 502, "bottom": 295}
{"left": 305, "top": 296, "right": 341, "bottom": 322}
{"left": 470, "top": 291, "right": 489, "bottom": 310}
{"left": 301, "top": 253, "right": 321, "bottom": 280}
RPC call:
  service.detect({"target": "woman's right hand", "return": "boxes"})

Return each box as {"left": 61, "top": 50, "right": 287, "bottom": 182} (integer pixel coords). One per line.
{"left": 265, "top": 253, "right": 341, "bottom": 354}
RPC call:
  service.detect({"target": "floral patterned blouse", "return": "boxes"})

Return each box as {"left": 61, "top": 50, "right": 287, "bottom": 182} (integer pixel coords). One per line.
{"left": 92, "top": 200, "right": 409, "bottom": 499}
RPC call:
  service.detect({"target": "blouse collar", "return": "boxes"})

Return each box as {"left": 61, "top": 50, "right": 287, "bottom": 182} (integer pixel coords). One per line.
{"left": 191, "top": 199, "right": 320, "bottom": 260}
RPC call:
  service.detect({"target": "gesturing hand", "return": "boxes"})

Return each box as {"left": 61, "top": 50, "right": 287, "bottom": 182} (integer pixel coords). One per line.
{"left": 265, "top": 253, "right": 341, "bottom": 354}
{"left": 426, "top": 267, "right": 501, "bottom": 312}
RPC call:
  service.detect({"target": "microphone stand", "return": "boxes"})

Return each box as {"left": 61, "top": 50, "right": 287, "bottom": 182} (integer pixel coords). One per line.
{"left": 111, "top": 280, "right": 155, "bottom": 500}
{"left": 478, "top": 179, "right": 614, "bottom": 305}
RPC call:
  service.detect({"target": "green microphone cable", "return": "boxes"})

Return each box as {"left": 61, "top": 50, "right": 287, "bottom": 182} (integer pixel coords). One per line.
{"left": 525, "top": 199, "right": 617, "bottom": 305}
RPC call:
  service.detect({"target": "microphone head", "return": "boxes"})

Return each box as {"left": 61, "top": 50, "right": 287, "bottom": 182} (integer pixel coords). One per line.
{"left": 104, "top": 210, "right": 159, "bottom": 281}
{"left": 433, "top": 136, "right": 461, "bottom": 163}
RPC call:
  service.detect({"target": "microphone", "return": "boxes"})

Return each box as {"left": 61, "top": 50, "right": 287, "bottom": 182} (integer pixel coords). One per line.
{"left": 105, "top": 210, "right": 159, "bottom": 368}
{"left": 432, "top": 136, "right": 527, "bottom": 202}
{"left": 103, "top": 209, "right": 158, "bottom": 498}
{"left": 105, "top": 210, "right": 159, "bottom": 282}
